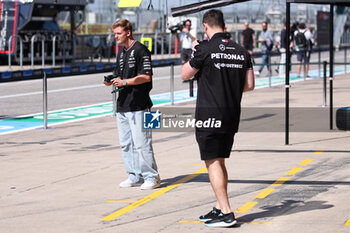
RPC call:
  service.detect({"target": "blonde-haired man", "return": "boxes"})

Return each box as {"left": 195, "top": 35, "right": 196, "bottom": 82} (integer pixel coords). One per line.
{"left": 104, "top": 19, "right": 160, "bottom": 190}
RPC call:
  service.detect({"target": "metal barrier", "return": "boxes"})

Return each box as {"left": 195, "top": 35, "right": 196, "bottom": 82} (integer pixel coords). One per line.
{"left": 154, "top": 32, "right": 158, "bottom": 56}
{"left": 8, "top": 35, "right": 23, "bottom": 70}
{"left": 170, "top": 63, "right": 174, "bottom": 105}
{"left": 62, "top": 35, "right": 67, "bottom": 67}
{"left": 344, "top": 45, "right": 348, "bottom": 73}
{"left": 323, "top": 61, "right": 327, "bottom": 107}
{"left": 81, "top": 36, "right": 85, "bottom": 64}
{"left": 106, "top": 36, "right": 113, "bottom": 63}
{"left": 253, "top": 58, "right": 350, "bottom": 128}
{"left": 31, "top": 34, "right": 45, "bottom": 69}
{"left": 168, "top": 33, "right": 172, "bottom": 55}
{"left": 161, "top": 36, "right": 164, "bottom": 57}
{"left": 6, "top": 32, "right": 350, "bottom": 70}
{"left": 43, "top": 72, "right": 48, "bottom": 129}
{"left": 139, "top": 32, "right": 174, "bottom": 57}
{"left": 52, "top": 35, "right": 63, "bottom": 67}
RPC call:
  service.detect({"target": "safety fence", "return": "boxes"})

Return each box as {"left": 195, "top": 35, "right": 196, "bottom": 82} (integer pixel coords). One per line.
{"left": 2, "top": 30, "right": 350, "bottom": 83}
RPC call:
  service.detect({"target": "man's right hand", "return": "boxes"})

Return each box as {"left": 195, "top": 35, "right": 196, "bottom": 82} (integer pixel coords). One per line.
{"left": 103, "top": 75, "right": 118, "bottom": 86}
{"left": 103, "top": 81, "right": 112, "bottom": 86}
{"left": 103, "top": 77, "right": 117, "bottom": 86}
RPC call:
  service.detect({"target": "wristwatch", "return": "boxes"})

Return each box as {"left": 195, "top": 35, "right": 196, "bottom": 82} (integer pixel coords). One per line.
{"left": 122, "top": 80, "right": 127, "bottom": 86}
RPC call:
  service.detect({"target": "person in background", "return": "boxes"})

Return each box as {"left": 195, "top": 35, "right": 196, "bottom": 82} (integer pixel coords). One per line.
{"left": 292, "top": 22, "right": 313, "bottom": 78}
{"left": 179, "top": 19, "right": 196, "bottom": 63}
{"left": 277, "top": 23, "right": 287, "bottom": 77}
{"left": 241, "top": 22, "right": 256, "bottom": 62}
{"left": 288, "top": 22, "right": 299, "bottom": 72}
{"left": 257, "top": 21, "right": 274, "bottom": 77}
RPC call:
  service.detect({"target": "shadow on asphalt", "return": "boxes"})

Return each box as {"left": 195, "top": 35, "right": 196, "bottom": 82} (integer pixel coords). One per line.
{"left": 160, "top": 174, "right": 350, "bottom": 187}
{"left": 237, "top": 200, "right": 333, "bottom": 224}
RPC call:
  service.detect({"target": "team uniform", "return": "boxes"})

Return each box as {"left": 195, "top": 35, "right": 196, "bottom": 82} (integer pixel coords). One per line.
{"left": 114, "top": 40, "right": 159, "bottom": 186}
{"left": 115, "top": 40, "right": 153, "bottom": 112}
{"left": 189, "top": 33, "right": 252, "bottom": 160}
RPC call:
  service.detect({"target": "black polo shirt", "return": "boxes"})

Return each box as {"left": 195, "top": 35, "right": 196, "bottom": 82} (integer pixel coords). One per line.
{"left": 115, "top": 41, "right": 153, "bottom": 112}
{"left": 189, "top": 33, "right": 252, "bottom": 133}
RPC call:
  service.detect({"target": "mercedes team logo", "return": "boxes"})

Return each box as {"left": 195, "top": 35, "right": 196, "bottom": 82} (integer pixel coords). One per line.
{"left": 219, "top": 44, "right": 225, "bottom": 51}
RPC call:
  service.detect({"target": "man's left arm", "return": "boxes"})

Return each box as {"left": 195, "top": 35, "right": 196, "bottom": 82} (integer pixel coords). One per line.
{"left": 182, "top": 62, "right": 199, "bottom": 81}
{"left": 243, "top": 69, "right": 255, "bottom": 92}
{"left": 243, "top": 52, "right": 255, "bottom": 92}
{"left": 252, "top": 33, "right": 256, "bottom": 47}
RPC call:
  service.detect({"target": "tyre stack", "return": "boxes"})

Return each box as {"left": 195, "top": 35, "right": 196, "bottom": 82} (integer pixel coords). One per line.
{"left": 336, "top": 107, "right": 350, "bottom": 130}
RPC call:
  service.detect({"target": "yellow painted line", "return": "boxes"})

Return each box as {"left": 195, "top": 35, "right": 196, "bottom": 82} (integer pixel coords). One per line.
{"left": 299, "top": 158, "right": 314, "bottom": 166}
{"left": 255, "top": 188, "right": 275, "bottom": 199}
{"left": 106, "top": 200, "right": 136, "bottom": 203}
{"left": 286, "top": 167, "right": 302, "bottom": 175}
{"left": 100, "top": 167, "right": 208, "bottom": 221}
{"left": 179, "top": 220, "right": 272, "bottom": 225}
{"left": 179, "top": 220, "right": 203, "bottom": 223}
{"left": 314, "top": 151, "right": 323, "bottom": 154}
{"left": 184, "top": 164, "right": 205, "bottom": 166}
{"left": 235, "top": 202, "right": 258, "bottom": 213}
{"left": 271, "top": 177, "right": 290, "bottom": 186}
{"left": 345, "top": 218, "right": 350, "bottom": 226}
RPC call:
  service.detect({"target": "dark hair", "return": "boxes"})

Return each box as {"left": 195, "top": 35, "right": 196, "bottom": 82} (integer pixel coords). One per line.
{"left": 183, "top": 19, "right": 191, "bottom": 26}
{"left": 291, "top": 22, "right": 299, "bottom": 32}
{"left": 298, "top": 23, "right": 306, "bottom": 29}
{"left": 203, "top": 9, "right": 225, "bottom": 30}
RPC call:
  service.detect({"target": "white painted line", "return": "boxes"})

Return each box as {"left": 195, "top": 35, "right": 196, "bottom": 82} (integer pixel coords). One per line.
{"left": 0, "top": 84, "right": 105, "bottom": 99}
{"left": 0, "top": 75, "right": 181, "bottom": 99}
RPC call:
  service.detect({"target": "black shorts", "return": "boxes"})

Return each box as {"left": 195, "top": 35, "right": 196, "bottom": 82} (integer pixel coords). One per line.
{"left": 196, "top": 130, "right": 235, "bottom": 161}
{"left": 244, "top": 44, "right": 253, "bottom": 51}
{"left": 296, "top": 50, "right": 311, "bottom": 63}
{"left": 181, "top": 48, "right": 192, "bottom": 62}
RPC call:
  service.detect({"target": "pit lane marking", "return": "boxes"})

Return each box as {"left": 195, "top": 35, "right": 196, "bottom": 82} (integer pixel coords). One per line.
{"left": 101, "top": 166, "right": 207, "bottom": 221}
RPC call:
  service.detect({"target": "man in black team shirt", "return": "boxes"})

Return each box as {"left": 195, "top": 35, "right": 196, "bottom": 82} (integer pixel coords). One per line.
{"left": 104, "top": 19, "right": 160, "bottom": 190}
{"left": 182, "top": 10, "right": 255, "bottom": 228}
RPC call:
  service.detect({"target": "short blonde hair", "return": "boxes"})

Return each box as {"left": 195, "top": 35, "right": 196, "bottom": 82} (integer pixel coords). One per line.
{"left": 112, "top": 19, "right": 133, "bottom": 35}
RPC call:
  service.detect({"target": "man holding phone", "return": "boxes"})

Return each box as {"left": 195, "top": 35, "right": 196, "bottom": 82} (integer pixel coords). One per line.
{"left": 103, "top": 19, "right": 160, "bottom": 190}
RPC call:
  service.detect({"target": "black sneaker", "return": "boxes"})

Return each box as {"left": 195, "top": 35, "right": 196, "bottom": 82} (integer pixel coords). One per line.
{"left": 204, "top": 212, "right": 237, "bottom": 228}
{"left": 199, "top": 207, "right": 222, "bottom": 222}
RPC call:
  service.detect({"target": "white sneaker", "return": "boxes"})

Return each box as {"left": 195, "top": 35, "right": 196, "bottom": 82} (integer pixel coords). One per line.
{"left": 140, "top": 180, "right": 160, "bottom": 190}
{"left": 119, "top": 178, "right": 142, "bottom": 188}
